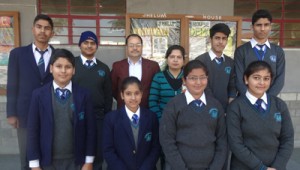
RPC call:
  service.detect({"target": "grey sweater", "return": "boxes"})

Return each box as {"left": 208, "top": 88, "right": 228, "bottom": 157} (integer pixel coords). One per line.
{"left": 226, "top": 94, "right": 294, "bottom": 170}
{"left": 234, "top": 42, "right": 285, "bottom": 96}
{"left": 159, "top": 93, "right": 227, "bottom": 170}
{"left": 195, "top": 52, "right": 236, "bottom": 110}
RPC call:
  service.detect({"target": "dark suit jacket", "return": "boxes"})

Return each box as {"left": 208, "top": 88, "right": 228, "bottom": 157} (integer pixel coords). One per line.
{"left": 103, "top": 106, "right": 160, "bottom": 170}
{"left": 111, "top": 58, "right": 160, "bottom": 108}
{"left": 6, "top": 44, "right": 54, "bottom": 127}
{"left": 26, "top": 82, "right": 96, "bottom": 166}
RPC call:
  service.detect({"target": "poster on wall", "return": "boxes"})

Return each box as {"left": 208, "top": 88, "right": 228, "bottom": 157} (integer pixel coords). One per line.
{"left": 189, "top": 20, "right": 237, "bottom": 60}
{"left": 0, "top": 11, "right": 20, "bottom": 94}
{"left": 130, "top": 18, "right": 180, "bottom": 68}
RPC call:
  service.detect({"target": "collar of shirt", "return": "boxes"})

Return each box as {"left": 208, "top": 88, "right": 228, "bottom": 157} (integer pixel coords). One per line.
{"left": 250, "top": 38, "right": 271, "bottom": 49}
{"left": 52, "top": 80, "right": 72, "bottom": 93}
{"left": 125, "top": 105, "right": 140, "bottom": 120}
{"left": 80, "top": 54, "right": 97, "bottom": 65}
{"left": 32, "top": 43, "right": 52, "bottom": 64}
{"left": 245, "top": 90, "right": 268, "bottom": 105}
{"left": 208, "top": 50, "right": 225, "bottom": 61}
{"left": 127, "top": 57, "right": 142, "bottom": 65}
{"left": 185, "top": 89, "right": 207, "bottom": 105}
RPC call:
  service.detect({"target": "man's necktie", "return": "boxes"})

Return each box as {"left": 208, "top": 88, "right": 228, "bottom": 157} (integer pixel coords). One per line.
{"left": 256, "top": 44, "right": 265, "bottom": 61}
{"left": 85, "top": 60, "right": 94, "bottom": 68}
{"left": 36, "top": 48, "right": 48, "bottom": 77}
{"left": 55, "top": 88, "right": 71, "bottom": 100}
{"left": 215, "top": 57, "right": 223, "bottom": 64}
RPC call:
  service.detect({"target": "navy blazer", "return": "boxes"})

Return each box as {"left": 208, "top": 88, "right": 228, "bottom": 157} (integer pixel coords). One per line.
{"left": 6, "top": 44, "right": 54, "bottom": 127}
{"left": 111, "top": 58, "right": 160, "bottom": 108}
{"left": 26, "top": 82, "right": 96, "bottom": 166}
{"left": 103, "top": 106, "right": 160, "bottom": 170}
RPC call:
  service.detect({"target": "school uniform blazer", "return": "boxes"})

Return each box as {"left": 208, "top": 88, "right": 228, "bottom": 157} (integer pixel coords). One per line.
{"left": 6, "top": 44, "right": 54, "bottom": 127}
{"left": 103, "top": 106, "right": 160, "bottom": 170}
{"left": 111, "top": 58, "right": 160, "bottom": 108}
{"left": 27, "top": 82, "right": 96, "bottom": 166}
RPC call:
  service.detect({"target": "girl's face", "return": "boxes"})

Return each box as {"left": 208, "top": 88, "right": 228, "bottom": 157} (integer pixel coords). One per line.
{"left": 167, "top": 49, "right": 184, "bottom": 70}
{"left": 244, "top": 69, "right": 271, "bottom": 98}
{"left": 121, "top": 83, "right": 143, "bottom": 113}
{"left": 183, "top": 68, "right": 208, "bottom": 99}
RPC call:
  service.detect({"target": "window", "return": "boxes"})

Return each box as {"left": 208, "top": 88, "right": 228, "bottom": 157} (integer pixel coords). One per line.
{"left": 234, "top": 0, "right": 300, "bottom": 47}
{"left": 38, "top": 0, "right": 126, "bottom": 46}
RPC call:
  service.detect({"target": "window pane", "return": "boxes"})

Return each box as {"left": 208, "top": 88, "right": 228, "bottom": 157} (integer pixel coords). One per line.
{"left": 71, "top": 0, "right": 96, "bottom": 6}
{"left": 234, "top": 1, "right": 256, "bottom": 18}
{"left": 50, "top": 36, "right": 69, "bottom": 45}
{"left": 284, "top": 39, "right": 300, "bottom": 47}
{"left": 100, "top": 28, "right": 125, "bottom": 36}
{"left": 52, "top": 18, "right": 68, "bottom": 35}
{"left": 284, "top": 23, "right": 300, "bottom": 39}
{"left": 41, "top": 0, "right": 67, "bottom": 5}
{"left": 73, "top": 19, "right": 96, "bottom": 27}
{"left": 100, "top": 37, "right": 125, "bottom": 45}
{"left": 71, "top": 7, "right": 97, "bottom": 15}
{"left": 41, "top": 6, "right": 67, "bottom": 15}
{"left": 258, "top": 3, "right": 282, "bottom": 18}
{"left": 99, "top": 0, "right": 126, "bottom": 15}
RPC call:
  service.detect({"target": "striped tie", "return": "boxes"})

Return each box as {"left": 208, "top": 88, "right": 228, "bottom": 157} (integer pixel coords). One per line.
{"left": 36, "top": 48, "right": 48, "bottom": 77}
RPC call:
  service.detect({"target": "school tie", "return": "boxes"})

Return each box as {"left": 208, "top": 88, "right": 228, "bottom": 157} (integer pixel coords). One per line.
{"left": 192, "top": 99, "right": 204, "bottom": 112}
{"left": 215, "top": 57, "right": 223, "bottom": 64}
{"left": 36, "top": 48, "right": 48, "bottom": 77}
{"left": 55, "top": 88, "right": 71, "bottom": 100}
{"left": 255, "top": 98, "right": 265, "bottom": 112}
{"left": 256, "top": 44, "right": 265, "bottom": 61}
{"left": 85, "top": 60, "right": 94, "bottom": 68}
{"left": 132, "top": 114, "right": 139, "bottom": 127}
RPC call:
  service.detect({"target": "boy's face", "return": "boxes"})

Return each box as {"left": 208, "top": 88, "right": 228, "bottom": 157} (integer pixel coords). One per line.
{"left": 32, "top": 19, "right": 54, "bottom": 44}
{"left": 252, "top": 18, "right": 272, "bottom": 42}
{"left": 210, "top": 32, "right": 228, "bottom": 56}
{"left": 50, "top": 57, "right": 75, "bottom": 88}
{"left": 79, "top": 39, "right": 97, "bottom": 59}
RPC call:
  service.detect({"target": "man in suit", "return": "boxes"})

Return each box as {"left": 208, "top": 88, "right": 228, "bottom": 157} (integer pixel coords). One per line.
{"left": 111, "top": 34, "right": 160, "bottom": 108}
{"left": 6, "top": 14, "right": 54, "bottom": 170}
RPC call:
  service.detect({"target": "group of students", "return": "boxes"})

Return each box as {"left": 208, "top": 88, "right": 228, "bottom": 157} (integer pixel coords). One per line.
{"left": 6, "top": 9, "right": 294, "bottom": 170}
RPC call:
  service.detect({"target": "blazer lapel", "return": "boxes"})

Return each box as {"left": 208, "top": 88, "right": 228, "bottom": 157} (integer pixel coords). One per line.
{"left": 44, "top": 46, "right": 55, "bottom": 80}
{"left": 122, "top": 59, "right": 129, "bottom": 77}
{"left": 141, "top": 58, "right": 147, "bottom": 84}
{"left": 121, "top": 106, "right": 135, "bottom": 147}
{"left": 72, "top": 84, "right": 81, "bottom": 125}
{"left": 27, "top": 44, "right": 41, "bottom": 78}
{"left": 137, "top": 108, "right": 149, "bottom": 147}
{"left": 41, "top": 84, "right": 54, "bottom": 125}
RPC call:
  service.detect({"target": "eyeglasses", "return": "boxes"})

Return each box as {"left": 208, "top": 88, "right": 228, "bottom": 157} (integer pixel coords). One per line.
{"left": 186, "top": 76, "right": 208, "bottom": 82}
{"left": 127, "top": 43, "right": 142, "bottom": 48}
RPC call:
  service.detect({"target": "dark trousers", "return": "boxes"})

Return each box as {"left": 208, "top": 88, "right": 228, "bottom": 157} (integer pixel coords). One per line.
{"left": 93, "top": 118, "right": 104, "bottom": 170}
{"left": 17, "top": 128, "right": 30, "bottom": 170}
{"left": 42, "top": 158, "right": 80, "bottom": 170}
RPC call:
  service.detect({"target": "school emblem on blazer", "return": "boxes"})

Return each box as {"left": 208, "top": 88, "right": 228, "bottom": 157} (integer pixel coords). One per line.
{"left": 270, "top": 55, "right": 277, "bottom": 62}
{"left": 224, "top": 67, "right": 231, "bottom": 74}
{"left": 78, "top": 112, "right": 85, "bottom": 120}
{"left": 209, "top": 108, "right": 218, "bottom": 119}
{"left": 144, "top": 132, "right": 152, "bottom": 142}
{"left": 97, "top": 69, "right": 105, "bottom": 77}
{"left": 70, "top": 103, "right": 76, "bottom": 112}
{"left": 274, "top": 112, "right": 282, "bottom": 122}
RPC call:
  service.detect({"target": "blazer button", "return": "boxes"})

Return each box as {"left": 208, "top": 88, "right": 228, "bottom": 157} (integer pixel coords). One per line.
{"left": 40, "top": 82, "right": 43, "bottom": 85}
{"left": 133, "top": 150, "right": 136, "bottom": 154}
